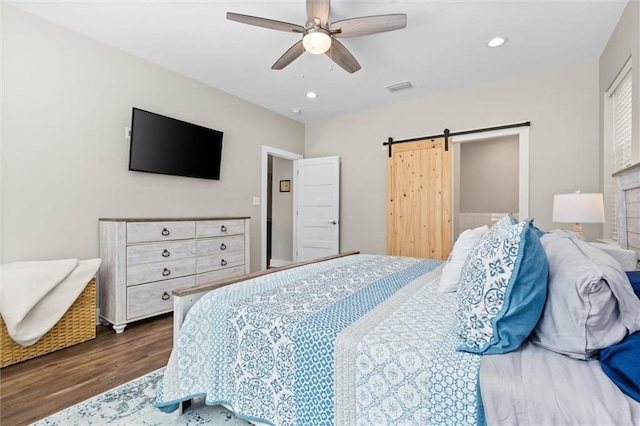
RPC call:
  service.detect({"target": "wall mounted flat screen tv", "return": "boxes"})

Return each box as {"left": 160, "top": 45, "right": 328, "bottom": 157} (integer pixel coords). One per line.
{"left": 128, "top": 108, "right": 223, "bottom": 180}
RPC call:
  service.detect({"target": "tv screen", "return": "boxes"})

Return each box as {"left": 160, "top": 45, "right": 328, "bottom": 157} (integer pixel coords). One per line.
{"left": 128, "top": 108, "right": 223, "bottom": 180}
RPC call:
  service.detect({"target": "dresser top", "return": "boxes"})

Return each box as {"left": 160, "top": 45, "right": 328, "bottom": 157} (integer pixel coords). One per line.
{"left": 99, "top": 216, "right": 250, "bottom": 222}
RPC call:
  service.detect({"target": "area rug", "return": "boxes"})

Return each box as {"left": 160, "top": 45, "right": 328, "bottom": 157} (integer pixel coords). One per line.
{"left": 32, "top": 368, "right": 253, "bottom": 425}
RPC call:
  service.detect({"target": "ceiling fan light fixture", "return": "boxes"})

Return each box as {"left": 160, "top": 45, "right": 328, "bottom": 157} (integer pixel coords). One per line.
{"left": 303, "top": 27, "right": 332, "bottom": 54}
{"left": 227, "top": 4, "right": 407, "bottom": 73}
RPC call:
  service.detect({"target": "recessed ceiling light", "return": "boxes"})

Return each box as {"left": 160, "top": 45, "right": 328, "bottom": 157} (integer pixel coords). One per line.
{"left": 306, "top": 91, "right": 318, "bottom": 99}
{"left": 292, "top": 108, "right": 301, "bottom": 114}
{"left": 487, "top": 36, "right": 507, "bottom": 48}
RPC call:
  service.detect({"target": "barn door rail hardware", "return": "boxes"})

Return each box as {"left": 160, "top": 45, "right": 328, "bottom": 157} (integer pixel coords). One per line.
{"left": 383, "top": 121, "right": 531, "bottom": 157}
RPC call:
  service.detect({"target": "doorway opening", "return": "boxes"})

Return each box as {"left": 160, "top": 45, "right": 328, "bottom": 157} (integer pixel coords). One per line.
{"left": 267, "top": 156, "right": 294, "bottom": 268}
{"left": 455, "top": 135, "right": 519, "bottom": 238}
{"left": 261, "top": 146, "right": 303, "bottom": 271}
{"left": 451, "top": 125, "right": 530, "bottom": 240}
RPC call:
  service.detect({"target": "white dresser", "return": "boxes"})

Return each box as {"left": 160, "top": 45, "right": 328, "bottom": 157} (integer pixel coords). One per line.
{"left": 99, "top": 217, "right": 250, "bottom": 332}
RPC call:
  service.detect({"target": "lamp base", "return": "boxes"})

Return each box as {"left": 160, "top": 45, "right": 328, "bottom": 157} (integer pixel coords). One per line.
{"left": 572, "top": 223, "right": 583, "bottom": 237}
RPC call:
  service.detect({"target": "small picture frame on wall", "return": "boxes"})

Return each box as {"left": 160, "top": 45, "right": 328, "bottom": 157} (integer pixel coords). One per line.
{"left": 279, "top": 180, "right": 291, "bottom": 192}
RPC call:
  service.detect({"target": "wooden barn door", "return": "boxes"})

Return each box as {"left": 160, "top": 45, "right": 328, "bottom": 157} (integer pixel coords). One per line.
{"left": 387, "top": 138, "right": 452, "bottom": 260}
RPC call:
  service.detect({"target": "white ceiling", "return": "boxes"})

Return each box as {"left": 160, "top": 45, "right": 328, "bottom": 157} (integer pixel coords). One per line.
{"left": 7, "top": 0, "right": 629, "bottom": 124}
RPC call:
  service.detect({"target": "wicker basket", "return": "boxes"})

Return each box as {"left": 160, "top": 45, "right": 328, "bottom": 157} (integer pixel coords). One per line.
{"left": 1, "top": 278, "right": 96, "bottom": 368}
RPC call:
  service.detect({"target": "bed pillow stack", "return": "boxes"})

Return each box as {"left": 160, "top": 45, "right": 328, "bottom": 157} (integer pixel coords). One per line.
{"left": 529, "top": 229, "right": 640, "bottom": 360}
{"left": 438, "top": 225, "right": 490, "bottom": 293}
{"left": 456, "top": 214, "right": 548, "bottom": 355}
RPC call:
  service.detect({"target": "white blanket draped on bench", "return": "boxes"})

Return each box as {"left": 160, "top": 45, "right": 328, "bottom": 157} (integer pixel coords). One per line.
{"left": 0, "top": 258, "right": 102, "bottom": 346}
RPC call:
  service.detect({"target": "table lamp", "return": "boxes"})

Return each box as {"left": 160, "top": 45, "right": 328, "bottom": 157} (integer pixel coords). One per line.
{"left": 552, "top": 191, "right": 605, "bottom": 237}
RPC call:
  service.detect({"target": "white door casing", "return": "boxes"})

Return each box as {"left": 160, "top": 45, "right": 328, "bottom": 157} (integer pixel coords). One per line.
{"left": 293, "top": 156, "right": 340, "bottom": 262}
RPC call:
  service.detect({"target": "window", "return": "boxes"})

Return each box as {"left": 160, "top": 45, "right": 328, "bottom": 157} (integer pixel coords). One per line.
{"left": 606, "top": 59, "right": 633, "bottom": 239}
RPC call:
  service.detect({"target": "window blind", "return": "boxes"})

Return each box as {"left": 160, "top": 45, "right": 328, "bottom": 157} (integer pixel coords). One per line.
{"left": 610, "top": 66, "right": 633, "bottom": 239}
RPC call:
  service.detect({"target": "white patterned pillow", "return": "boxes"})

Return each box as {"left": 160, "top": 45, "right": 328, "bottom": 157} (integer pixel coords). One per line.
{"left": 456, "top": 218, "right": 548, "bottom": 354}
{"left": 491, "top": 213, "right": 517, "bottom": 233}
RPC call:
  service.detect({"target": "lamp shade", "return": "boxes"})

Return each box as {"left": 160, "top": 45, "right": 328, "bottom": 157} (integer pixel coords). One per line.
{"left": 552, "top": 193, "right": 605, "bottom": 223}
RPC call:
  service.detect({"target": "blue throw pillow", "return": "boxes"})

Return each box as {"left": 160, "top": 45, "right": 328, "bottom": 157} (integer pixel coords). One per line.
{"left": 456, "top": 219, "right": 548, "bottom": 354}
{"left": 625, "top": 271, "right": 640, "bottom": 298}
{"left": 601, "top": 331, "right": 640, "bottom": 403}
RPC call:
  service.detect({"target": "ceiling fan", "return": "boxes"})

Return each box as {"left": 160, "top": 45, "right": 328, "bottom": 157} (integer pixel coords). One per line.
{"left": 227, "top": 0, "right": 407, "bottom": 74}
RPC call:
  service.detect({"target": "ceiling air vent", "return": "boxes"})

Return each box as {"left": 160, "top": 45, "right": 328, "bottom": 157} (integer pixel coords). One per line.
{"left": 385, "top": 81, "right": 413, "bottom": 93}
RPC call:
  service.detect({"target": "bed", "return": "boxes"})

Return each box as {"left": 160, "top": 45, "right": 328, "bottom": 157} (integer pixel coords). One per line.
{"left": 155, "top": 214, "right": 640, "bottom": 425}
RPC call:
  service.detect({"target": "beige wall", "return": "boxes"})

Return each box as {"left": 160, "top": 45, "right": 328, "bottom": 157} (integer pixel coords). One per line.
{"left": 459, "top": 136, "right": 519, "bottom": 213}
{"left": 305, "top": 61, "right": 601, "bottom": 253}
{"left": 0, "top": 2, "right": 4, "bottom": 263}
{"left": 2, "top": 5, "right": 305, "bottom": 270}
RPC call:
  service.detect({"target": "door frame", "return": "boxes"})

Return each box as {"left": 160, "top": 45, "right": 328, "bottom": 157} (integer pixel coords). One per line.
{"left": 451, "top": 124, "right": 530, "bottom": 238}
{"left": 261, "top": 145, "right": 303, "bottom": 271}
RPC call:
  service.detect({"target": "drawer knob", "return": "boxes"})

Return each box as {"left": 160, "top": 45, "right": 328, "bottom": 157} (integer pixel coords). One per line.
{"left": 221, "top": 225, "right": 227, "bottom": 232}
{"left": 220, "top": 243, "right": 227, "bottom": 251}
{"left": 221, "top": 259, "right": 227, "bottom": 266}
{"left": 162, "top": 268, "right": 171, "bottom": 276}
{"left": 162, "top": 291, "right": 170, "bottom": 301}
{"left": 162, "top": 249, "right": 170, "bottom": 258}
{"left": 161, "top": 228, "right": 170, "bottom": 236}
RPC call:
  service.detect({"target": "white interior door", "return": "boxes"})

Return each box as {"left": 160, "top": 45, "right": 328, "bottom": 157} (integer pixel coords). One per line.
{"left": 293, "top": 156, "right": 340, "bottom": 262}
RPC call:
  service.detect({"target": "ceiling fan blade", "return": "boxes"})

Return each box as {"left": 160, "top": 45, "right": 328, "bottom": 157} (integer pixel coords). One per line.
{"left": 331, "top": 14, "right": 407, "bottom": 38}
{"left": 272, "top": 40, "right": 305, "bottom": 70}
{"left": 227, "top": 12, "right": 304, "bottom": 33}
{"left": 326, "top": 39, "right": 361, "bottom": 74}
{"left": 306, "top": 0, "right": 330, "bottom": 27}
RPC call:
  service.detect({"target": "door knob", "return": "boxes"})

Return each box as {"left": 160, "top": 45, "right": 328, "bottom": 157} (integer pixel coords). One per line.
{"left": 328, "top": 220, "right": 337, "bottom": 225}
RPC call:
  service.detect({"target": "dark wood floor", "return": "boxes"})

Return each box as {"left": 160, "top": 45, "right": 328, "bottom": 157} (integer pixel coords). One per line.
{"left": 0, "top": 314, "right": 173, "bottom": 426}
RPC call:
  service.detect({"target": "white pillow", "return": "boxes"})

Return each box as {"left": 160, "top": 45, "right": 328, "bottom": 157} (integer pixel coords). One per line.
{"left": 438, "top": 225, "right": 489, "bottom": 292}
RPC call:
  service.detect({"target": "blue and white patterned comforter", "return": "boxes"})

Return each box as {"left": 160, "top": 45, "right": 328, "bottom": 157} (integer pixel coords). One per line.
{"left": 155, "top": 254, "right": 481, "bottom": 425}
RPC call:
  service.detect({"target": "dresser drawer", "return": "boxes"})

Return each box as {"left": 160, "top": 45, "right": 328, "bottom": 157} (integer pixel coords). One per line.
{"left": 197, "top": 265, "right": 246, "bottom": 285}
{"left": 127, "top": 258, "right": 196, "bottom": 286}
{"left": 196, "top": 219, "right": 245, "bottom": 238}
{"left": 127, "top": 240, "right": 196, "bottom": 265}
{"left": 197, "top": 251, "right": 244, "bottom": 274}
{"left": 127, "top": 221, "right": 195, "bottom": 244}
{"left": 127, "top": 275, "right": 196, "bottom": 320}
{"left": 196, "top": 235, "right": 245, "bottom": 256}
